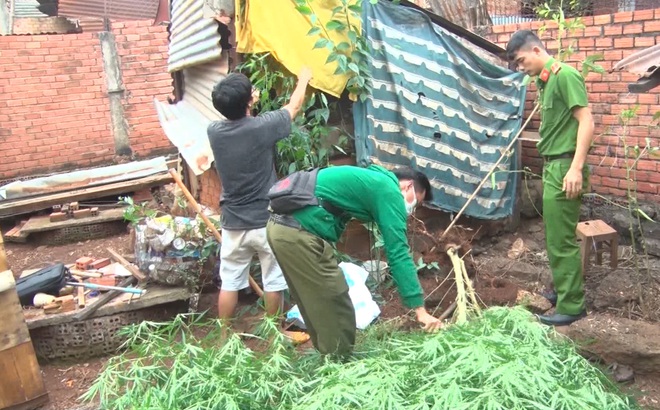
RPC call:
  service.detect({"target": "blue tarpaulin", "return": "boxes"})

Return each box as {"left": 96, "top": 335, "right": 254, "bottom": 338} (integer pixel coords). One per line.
{"left": 354, "top": 1, "right": 526, "bottom": 219}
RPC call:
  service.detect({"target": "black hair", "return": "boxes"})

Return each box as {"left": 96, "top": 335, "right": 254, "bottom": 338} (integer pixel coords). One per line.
{"left": 505, "top": 30, "right": 545, "bottom": 62}
{"left": 211, "top": 73, "right": 252, "bottom": 120}
{"left": 391, "top": 166, "right": 433, "bottom": 202}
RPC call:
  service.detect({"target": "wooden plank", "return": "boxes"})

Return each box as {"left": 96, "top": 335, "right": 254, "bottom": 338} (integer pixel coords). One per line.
{"left": 4, "top": 221, "right": 29, "bottom": 244}
{"left": 0, "top": 270, "right": 49, "bottom": 410}
{"left": 107, "top": 248, "right": 147, "bottom": 282}
{"left": 0, "top": 173, "right": 173, "bottom": 219}
{"left": 20, "top": 207, "right": 127, "bottom": 234}
{"left": 0, "top": 232, "right": 8, "bottom": 272}
{"left": 520, "top": 131, "right": 540, "bottom": 142}
{"left": 25, "top": 284, "right": 191, "bottom": 329}
{"left": 0, "top": 342, "right": 48, "bottom": 409}
{"left": 0, "top": 271, "right": 32, "bottom": 351}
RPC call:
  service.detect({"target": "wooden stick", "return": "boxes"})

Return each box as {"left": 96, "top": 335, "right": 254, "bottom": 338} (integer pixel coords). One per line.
{"left": 77, "top": 284, "right": 86, "bottom": 308}
{"left": 438, "top": 301, "right": 457, "bottom": 321}
{"left": 441, "top": 103, "right": 540, "bottom": 240}
{"left": 107, "top": 248, "right": 147, "bottom": 282}
{"left": 73, "top": 276, "right": 137, "bottom": 321}
{"left": 168, "top": 169, "right": 264, "bottom": 297}
{"left": 0, "top": 232, "right": 8, "bottom": 272}
{"left": 69, "top": 269, "right": 102, "bottom": 278}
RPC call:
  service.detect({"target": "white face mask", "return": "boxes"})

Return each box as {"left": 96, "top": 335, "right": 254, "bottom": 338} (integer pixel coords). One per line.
{"left": 405, "top": 185, "right": 417, "bottom": 216}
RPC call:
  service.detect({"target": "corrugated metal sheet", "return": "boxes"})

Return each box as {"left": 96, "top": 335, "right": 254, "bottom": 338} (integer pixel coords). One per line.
{"left": 155, "top": 53, "right": 228, "bottom": 175}
{"left": 14, "top": 0, "right": 49, "bottom": 18}
{"left": 78, "top": 17, "right": 106, "bottom": 32}
{"left": 0, "top": 157, "right": 168, "bottom": 200}
{"left": 168, "top": 0, "right": 222, "bottom": 72}
{"left": 58, "top": 0, "right": 159, "bottom": 20}
{"left": 182, "top": 52, "right": 227, "bottom": 121}
{"left": 612, "top": 44, "right": 660, "bottom": 78}
{"left": 154, "top": 99, "right": 215, "bottom": 175}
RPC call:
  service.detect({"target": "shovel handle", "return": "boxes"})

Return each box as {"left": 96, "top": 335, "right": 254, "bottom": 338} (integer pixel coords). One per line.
{"left": 168, "top": 169, "right": 264, "bottom": 297}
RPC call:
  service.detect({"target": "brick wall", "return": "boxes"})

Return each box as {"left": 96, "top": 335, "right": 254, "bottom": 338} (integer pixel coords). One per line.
{"left": 0, "top": 20, "right": 175, "bottom": 181}
{"left": 490, "top": 8, "right": 660, "bottom": 200}
{"left": 199, "top": 168, "right": 222, "bottom": 212}
{"left": 12, "top": 17, "right": 79, "bottom": 35}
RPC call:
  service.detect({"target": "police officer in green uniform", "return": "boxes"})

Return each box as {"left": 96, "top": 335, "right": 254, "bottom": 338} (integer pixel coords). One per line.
{"left": 267, "top": 165, "right": 443, "bottom": 357}
{"left": 506, "top": 30, "right": 594, "bottom": 326}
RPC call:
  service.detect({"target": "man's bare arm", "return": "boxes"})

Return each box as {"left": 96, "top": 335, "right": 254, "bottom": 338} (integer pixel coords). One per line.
{"left": 283, "top": 67, "right": 313, "bottom": 120}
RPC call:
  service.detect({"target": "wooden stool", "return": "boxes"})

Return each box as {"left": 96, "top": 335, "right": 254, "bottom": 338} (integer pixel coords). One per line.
{"left": 576, "top": 220, "right": 619, "bottom": 273}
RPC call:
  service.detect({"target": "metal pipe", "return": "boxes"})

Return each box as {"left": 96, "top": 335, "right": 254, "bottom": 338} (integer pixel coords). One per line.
{"left": 66, "top": 281, "right": 146, "bottom": 295}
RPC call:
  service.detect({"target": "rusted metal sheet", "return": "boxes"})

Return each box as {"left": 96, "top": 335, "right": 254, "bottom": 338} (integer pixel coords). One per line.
{"left": 155, "top": 99, "right": 217, "bottom": 176}
{"left": 0, "top": 157, "right": 168, "bottom": 200}
{"left": 78, "top": 17, "right": 106, "bottom": 32}
{"left": 612, "top": 44, "right": 660, "bottom": 78}
{"left": 168, "top": 0, "right": 223, "bottom": 72}
{"left": 58, "top": 0, "right": 159, "bottom": 21}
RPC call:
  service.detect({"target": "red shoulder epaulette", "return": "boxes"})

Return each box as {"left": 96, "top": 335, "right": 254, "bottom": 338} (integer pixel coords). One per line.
{"left": 539, "top": 68, "right": 550, "bottom": 83}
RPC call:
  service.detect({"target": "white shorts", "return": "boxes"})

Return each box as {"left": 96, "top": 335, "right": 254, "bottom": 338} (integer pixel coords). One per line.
{"left": 219, "top": 227, "right": 287, "bottom": 293}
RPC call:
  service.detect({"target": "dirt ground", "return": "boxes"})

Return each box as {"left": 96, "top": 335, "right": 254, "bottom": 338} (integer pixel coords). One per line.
{"left": 4, "top": 217, "right": 660, "bottom": 410}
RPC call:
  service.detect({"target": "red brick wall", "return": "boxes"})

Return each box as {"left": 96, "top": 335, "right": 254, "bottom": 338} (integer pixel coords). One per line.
{"left": 490, "top": 8, "right": 660, "bottom": 200}
{"left": 0, "top": 20, "right": 175, "bottom": 181}
{"left": 113, "top": 21, "right": 175, "bottom": 157}
{"left": 199, "top": 168, "right": 222, "bottom": 212}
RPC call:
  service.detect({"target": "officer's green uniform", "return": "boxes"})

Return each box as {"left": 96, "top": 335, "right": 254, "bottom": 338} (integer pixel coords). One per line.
{"left": 266, "top": 165, "right": 424, "bottom": 356}
{"left": 537, "top": 58, "right": 590, "bottom": 316}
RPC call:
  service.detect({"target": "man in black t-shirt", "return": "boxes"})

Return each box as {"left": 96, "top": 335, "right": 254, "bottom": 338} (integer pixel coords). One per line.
{"left": 208, "top": 68, "right": 312, "bottom": 324}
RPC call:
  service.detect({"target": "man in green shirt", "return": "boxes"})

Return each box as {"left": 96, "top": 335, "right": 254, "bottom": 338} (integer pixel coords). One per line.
{"left": 506, "top": 30, "right": 594, "bottom": 326}
{"left": 266, "top": 165, "right": 443, "bottom": 356}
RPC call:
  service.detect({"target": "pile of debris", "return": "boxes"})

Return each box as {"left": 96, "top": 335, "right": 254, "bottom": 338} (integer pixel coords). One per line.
{"left": 1, "top": 157, "right": 177, "bottom": 244}
{"left": 19, "top": 249, "right": 146, "bottom": 319}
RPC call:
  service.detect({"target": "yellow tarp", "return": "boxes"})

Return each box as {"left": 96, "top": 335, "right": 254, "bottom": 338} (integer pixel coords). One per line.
{"left": 234, "top": 0, "right": 360, "bottom": 97}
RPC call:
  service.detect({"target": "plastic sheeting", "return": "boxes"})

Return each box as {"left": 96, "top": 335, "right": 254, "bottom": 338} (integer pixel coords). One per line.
{"left": 353, "top": 1, "right": 526, "bottom": 220}
{"left": 0, "top": 157, "right": 168, "bottom": 201}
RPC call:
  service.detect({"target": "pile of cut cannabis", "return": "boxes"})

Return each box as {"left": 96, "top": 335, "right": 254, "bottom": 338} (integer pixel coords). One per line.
{"left": 83, "top": 307, "right": 639, "bottom": 410}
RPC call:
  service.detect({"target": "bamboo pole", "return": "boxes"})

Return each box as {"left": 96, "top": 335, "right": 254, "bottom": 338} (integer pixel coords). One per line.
{"left": 441, "top": 103, "right": 540, "bottom": 240}
{"left": 168, "top": 169, "right": 264, "bottom": 297}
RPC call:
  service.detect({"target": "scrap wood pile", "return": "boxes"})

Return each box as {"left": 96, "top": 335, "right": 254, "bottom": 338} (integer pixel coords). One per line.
{"left": 84, "top": 308, "right": 640, "bottom": 410}
{"left": 19, "top": 250, "right": 146, "bottom": 319}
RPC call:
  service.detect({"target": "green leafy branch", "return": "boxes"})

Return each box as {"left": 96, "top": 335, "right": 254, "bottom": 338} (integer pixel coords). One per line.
{"left": 238, "top": 53, "right": 350, "bottom": 175}
{"left": 536, "top": 0, "right": 604, "bottom": 78}
{"left": 295, "top": 0, "right": 374, "bottom": 100}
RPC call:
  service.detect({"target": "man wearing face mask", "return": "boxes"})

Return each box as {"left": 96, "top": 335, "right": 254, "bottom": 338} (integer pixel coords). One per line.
{"left": 266, "top": 164, "right": 443, "bottom": 357}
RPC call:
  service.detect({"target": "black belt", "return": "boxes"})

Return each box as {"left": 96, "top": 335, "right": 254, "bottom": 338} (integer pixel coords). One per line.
{"left": 270, "top": 213, "right": 301, "bottom": 229}
{"left": 543, "top": 152, "right": 574, "bottom": 162}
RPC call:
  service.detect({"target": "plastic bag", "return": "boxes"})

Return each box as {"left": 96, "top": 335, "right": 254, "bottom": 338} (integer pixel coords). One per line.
{"left": 286, "top": 262, "right": 381, "bottom": 330}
